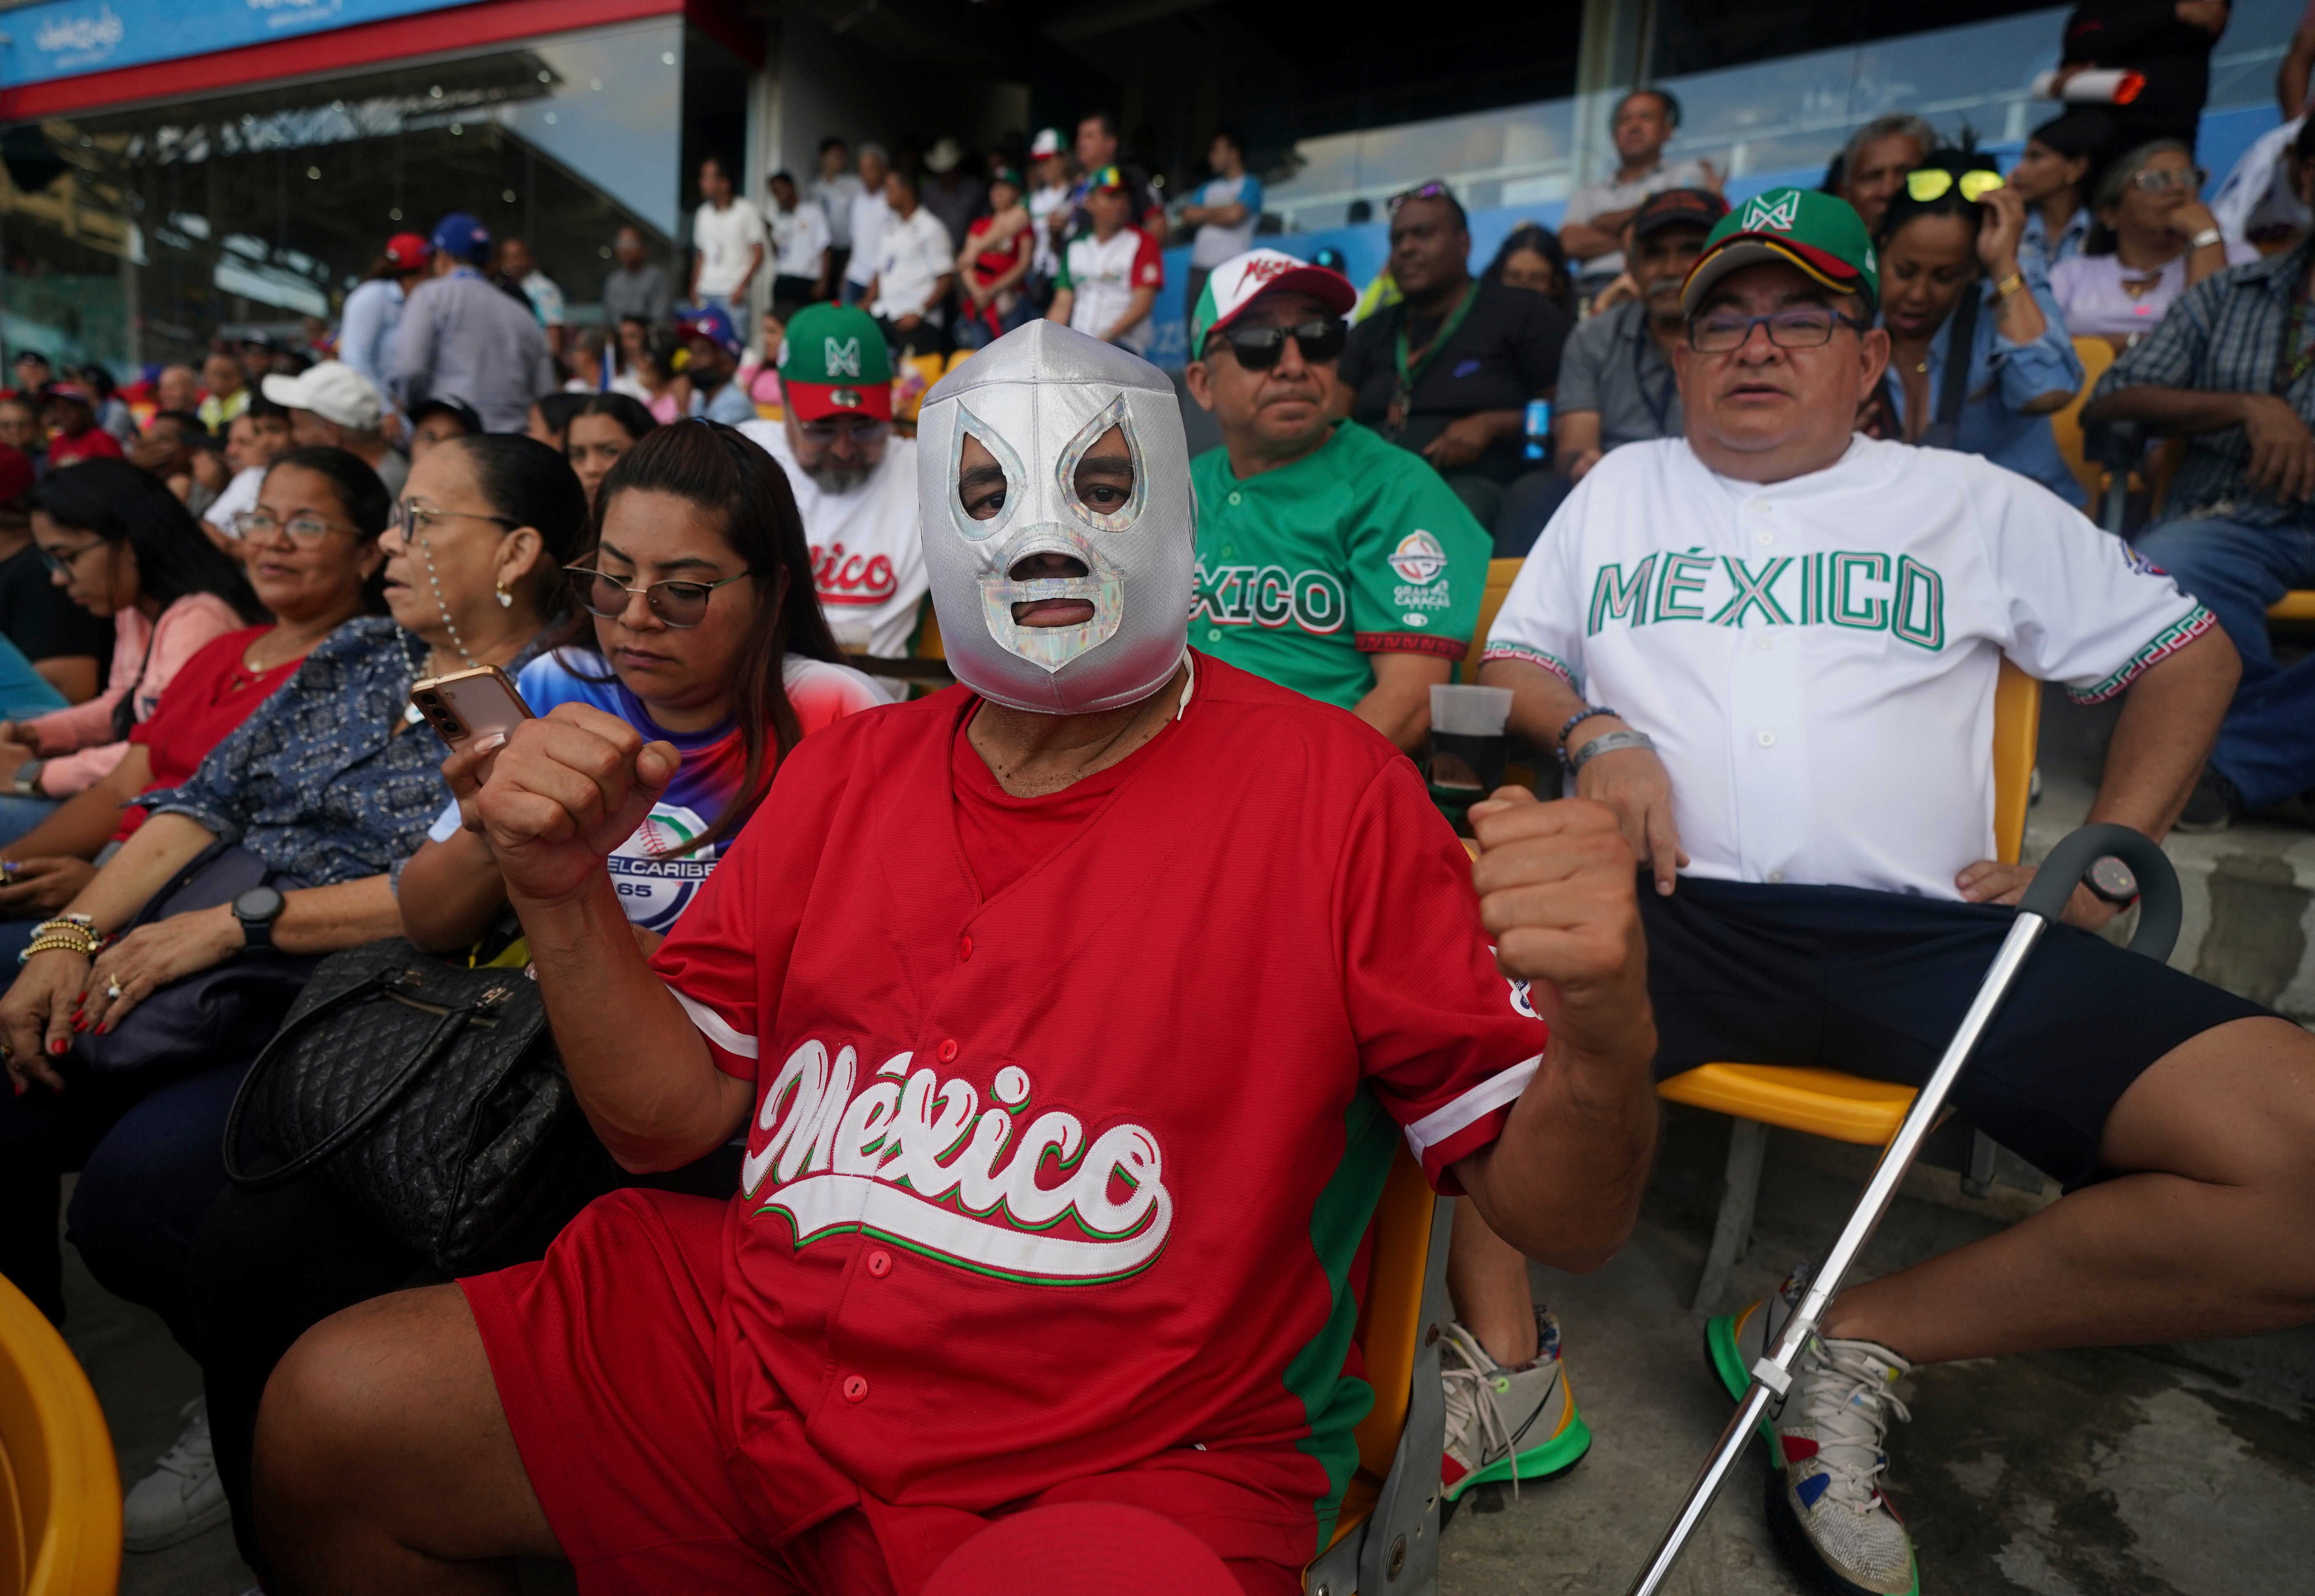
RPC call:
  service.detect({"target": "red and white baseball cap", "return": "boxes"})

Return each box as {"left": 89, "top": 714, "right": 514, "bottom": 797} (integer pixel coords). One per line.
{"left": 384, "top": 231, "right": 430, "bottom": 272}
{"left": 1188, "top": 248, "right": 1356, "bottom": 354}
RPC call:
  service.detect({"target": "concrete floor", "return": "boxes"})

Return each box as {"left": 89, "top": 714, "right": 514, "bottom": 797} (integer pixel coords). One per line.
{"left": 63, "top": 1090, "right": 2315, "bottom": 1596}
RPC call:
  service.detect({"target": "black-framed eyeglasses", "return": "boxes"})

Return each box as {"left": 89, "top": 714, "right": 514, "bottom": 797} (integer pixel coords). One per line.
{"left": 231, "top": 509, "right": 363, "bottom": 545}
{"left": 567, "top": 567, "right": 753, "bottom": 629}
{"left": 37, "top": 541, "right": 108, "bottom": 577}
{"left": 797, "top": 415, "right": 890, "bottom": 449}
{"left": 392, "top": 501, "right": 518, "bottom": 538}
{"left": 1686, "top": 306, "right": 1865, "bottom": 353}
{"left": 1205, "top": 319, "right": 1347, "bottom": 370}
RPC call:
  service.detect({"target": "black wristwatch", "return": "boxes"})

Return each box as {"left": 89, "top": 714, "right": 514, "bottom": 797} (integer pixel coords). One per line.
{"left": 231, "top": 885, "right": 286, "bottom": 953}
{"left": 2084, "top": 855, "right": 2140, "bottom": 907}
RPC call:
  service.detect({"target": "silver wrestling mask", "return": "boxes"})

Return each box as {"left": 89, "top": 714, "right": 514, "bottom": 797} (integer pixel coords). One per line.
{"left": 914, "top": 321, "right": 1194, "bottom": 714}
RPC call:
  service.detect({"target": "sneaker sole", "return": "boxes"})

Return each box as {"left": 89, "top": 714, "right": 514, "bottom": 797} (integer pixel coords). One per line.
{"left": 1702, "top": 1312, "right": 1785, "bottom": 1458}
{"left": 1441, "top": 1373, "right": 1594, "bottom": 1502}
{"left": 1762, "top": 1468, "right": 1920, "bottom": 1596}
{"left": 123, "top": 1496, "right": 231, "bottom": 1553}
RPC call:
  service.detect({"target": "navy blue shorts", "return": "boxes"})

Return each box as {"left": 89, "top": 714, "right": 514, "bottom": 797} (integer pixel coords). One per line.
{"left": 1638, "top": 877, "right": 2274, "bottom": 1188}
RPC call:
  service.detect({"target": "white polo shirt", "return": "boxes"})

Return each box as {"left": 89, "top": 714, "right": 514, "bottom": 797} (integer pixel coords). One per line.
{"left": 1483, "top": 436, "right": 2212, "bottom": 899}
{"left": 741, "top": 419, "right": 927, "bottom": 660}
{"left": 869, "top": 207, "right": 955, "bottom": 321}
{"left": 770, "top": 201, "right": 831, "bottom": 280}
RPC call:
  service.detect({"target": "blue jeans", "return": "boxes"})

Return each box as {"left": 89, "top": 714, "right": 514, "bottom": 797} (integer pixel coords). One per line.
{"left": 0, "top": 792, "right": 60, "bottom": 848}
{"left": 2133, "top": 515, "right": 2315, "bottom": 810}
{"left": 0, "top": 1053, "right": 251, "bottom": 1351}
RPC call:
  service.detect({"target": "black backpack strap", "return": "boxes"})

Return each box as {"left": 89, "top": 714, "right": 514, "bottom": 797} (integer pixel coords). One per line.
{"left": 1920, "top": 285, "right": 1982, "bottom": 452}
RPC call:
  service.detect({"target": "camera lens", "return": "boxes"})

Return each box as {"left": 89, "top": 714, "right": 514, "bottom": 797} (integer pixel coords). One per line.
{"left": 417, "top": 691, "right": 441, "bottom": 704}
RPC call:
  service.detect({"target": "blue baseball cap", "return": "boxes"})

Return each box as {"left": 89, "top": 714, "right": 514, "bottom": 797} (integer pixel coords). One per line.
{"left": 680, "top": 305, "right": 744, "bottom": 357}
{"left": 431, "top": 212, "right": 492, "bottom": 264}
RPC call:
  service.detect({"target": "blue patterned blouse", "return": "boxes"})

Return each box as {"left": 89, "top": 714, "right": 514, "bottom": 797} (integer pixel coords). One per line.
{"left": 146, "top": 617, "right": 506, "bottom": 886}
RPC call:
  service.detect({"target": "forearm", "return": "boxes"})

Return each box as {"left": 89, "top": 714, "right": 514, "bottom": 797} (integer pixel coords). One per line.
{"left": 3, "top": 761, "right": 140, "bottom": 861}
{"left": 1455, "top": 1023, "right": 1659, "bottom": 1271}
{"left": 513, "top": 875, "right": 745, "bottom": 1171}
{"left": 2082, "top": 382, "right": 2251, "bottom": 432}
{"left": 397, "top": 831, "right": 511, "bottom": 954}
{"left": 64, "top": 811, "right": 217, "bottom": 930}
{"left": 1555, "top": 412, "right": 1603, "bottom": 477}
{"left": 267, "top": 875, "right": 406, "bottom": 956}
{"left": 1557, "top": 219, "right": 1619, "bottom": 261}
{"left": 1352, "top": 664, "right": 1442, "bottom": 753}
{"left": 2092, "top": 628, "right": 2241, "bottom": 837}
{"left": 1477, "top": 656, "right": 1590, "bottom": 754}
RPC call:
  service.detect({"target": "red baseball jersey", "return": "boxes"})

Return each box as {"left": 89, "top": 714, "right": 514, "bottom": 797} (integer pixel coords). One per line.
{"left": 648, "top": 653, "right": 1548, "bottom": 1568}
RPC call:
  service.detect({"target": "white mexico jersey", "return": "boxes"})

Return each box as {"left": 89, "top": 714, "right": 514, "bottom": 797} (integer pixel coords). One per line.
{"left": 1483, "top": 436, "right": 2213, "bottom": 899}
{"left": 743, "top": 422, "right": 928, "bottom": 660}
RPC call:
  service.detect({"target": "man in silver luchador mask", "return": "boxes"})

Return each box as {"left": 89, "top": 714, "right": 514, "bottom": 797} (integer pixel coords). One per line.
{"left": 253, "top": 325, "right": 1657, "bottom": 1596}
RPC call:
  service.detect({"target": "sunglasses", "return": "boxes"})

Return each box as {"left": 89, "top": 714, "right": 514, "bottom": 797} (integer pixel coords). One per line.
{"left": 1389, "top": 180, "right": 1453, "bottom": 214}
{"left": 1904, "top": 168, "right": 2005, "bottom": 204}
{"left": 1206, "top": 319, "right": 1348, "bottom": 369}
{"left": 567, "top": 567, "right": 752, "bottom": 629}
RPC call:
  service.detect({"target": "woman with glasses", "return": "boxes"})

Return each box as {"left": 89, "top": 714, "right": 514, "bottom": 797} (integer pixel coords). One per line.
{"left": 0, "top": 437, "right": 580, "bottom": 1466}
{"left": 562, "top": 392, "right": 658, "bottom": 508}
{"left": 0, "top": 460, "right": 263, "bottom": 843}
{"left": 187, "top": 422, "right": 877, "bottom": 1584}
{"left": 1865, "top": 147, "right": 2089, "bottom": 506}
{"left": 2051, "top": 141, "right": 2255, "bottom": 350}
{"left": 0, "top": 450, "right": 389, "bottom": 952}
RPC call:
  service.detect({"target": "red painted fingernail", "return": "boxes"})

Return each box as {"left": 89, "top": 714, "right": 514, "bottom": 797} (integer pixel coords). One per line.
{"left": 70, "top": 1018, "right": 84, "bottom": 1032}
{"left": 48, "top": 1039, "right": 67, "bottom": 1056}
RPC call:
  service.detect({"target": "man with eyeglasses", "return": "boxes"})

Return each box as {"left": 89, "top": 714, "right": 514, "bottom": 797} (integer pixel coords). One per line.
{"left": 1470, "top": 187, "right": 2315, "bottom": 1596}
{"left": 1183, "top": 250, "right": 1489, "bottom": 753}
{"left": 739, "top": 305, "right": 927, "bottom": 671}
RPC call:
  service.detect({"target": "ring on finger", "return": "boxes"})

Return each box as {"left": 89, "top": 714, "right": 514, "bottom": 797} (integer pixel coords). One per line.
{"left": 105, "top": 978, "right": 124, "bottom": 1000}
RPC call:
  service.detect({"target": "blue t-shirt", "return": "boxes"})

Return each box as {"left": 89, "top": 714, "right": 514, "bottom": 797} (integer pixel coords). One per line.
{"left": 428, "top": 647, "right": 882, "bottom": 930}
{"left": 0, "top": 632, "right": 67, "bottom": 720}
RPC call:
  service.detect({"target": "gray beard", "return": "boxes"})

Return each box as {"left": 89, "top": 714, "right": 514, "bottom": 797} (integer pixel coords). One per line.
{"left": 804, "top": 457, "right": 872, "bottom": 495}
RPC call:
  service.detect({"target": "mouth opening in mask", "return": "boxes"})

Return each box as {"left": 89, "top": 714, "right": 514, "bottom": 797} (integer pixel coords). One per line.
{"left": 1008, "top": 551, "right": 1096, "bottom": 626}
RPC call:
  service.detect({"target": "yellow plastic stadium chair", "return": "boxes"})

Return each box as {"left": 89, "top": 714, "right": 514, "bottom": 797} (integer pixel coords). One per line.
{"left": 2051, "top": 337, "right": 2117, "bottom": 505}
{"left": 1458, "top": 559, "right": 1525, "bottom": 685}
{"left": 0, "top": 1273, "right": 120, "bottom": 1596}
{"left": 1301, "top": 1142, "right": 1453, "bottom": 1596}
{"left": 2271, "top": 591, "right": 2315, "bottom": 625}
{"left": 1658, "top": 658, "right": 2042, "bottom": 1312}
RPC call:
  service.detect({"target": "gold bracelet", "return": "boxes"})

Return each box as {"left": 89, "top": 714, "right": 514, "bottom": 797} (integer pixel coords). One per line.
{"left": 1992, "top": 271, "right": 2026, "bottom": 304}
{"left": 21, "top": 937, "right": 96, "bottom": 962}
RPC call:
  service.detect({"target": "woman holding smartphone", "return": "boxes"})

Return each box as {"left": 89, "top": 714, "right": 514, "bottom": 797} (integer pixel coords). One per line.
{"left": 188, "top": 420, "right": 881, "bottom": 1580}
{"left": 0, "top": 436, "right": 582, "bottom": 1549}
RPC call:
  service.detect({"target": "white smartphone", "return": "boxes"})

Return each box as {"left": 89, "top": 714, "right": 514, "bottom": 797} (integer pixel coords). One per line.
{"left": 410, "top": 665, "right": 534, "bottom": 750}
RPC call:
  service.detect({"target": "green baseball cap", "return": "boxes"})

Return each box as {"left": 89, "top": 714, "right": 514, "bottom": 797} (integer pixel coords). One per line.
{"left": 1679, "top": 188, "right": 1879, "bottom": 317}
{"left": 778, "top": 303, "right": 893, "bottom": 421}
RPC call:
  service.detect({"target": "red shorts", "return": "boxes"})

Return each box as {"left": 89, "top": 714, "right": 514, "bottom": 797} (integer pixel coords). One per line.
{"left": 460, "top": 1190, "right": 1305, "bottom": 1596}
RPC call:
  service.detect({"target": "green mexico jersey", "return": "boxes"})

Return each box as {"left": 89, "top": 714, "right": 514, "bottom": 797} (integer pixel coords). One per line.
{"left": 1189, "top": 421, "right": 1491, "bottom": 713}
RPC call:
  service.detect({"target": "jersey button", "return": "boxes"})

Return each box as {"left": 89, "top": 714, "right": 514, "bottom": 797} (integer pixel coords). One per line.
{"left": 937, "top": 1037, "right": 960, "bottom": 1063}
{"left": 866, "top": 1248, "right": 894, "bottom": 1278}
{"left": 1767, "top": 870, "right": 1787, "bottom": 883}
{"left": 1227, "top": 492, "right": 1242, "bottom": 506}
{"left": 1751, "top": 496, "right": 1770, "bottom": 511}
{"left": 1754, "top": 635, "right": 1775, "bottom": 652}
{"left": 1756, "top": 730, "right": 1777, "bottom": 748}
{"left": 842, "top": 1374, "right": 870, "bottom": 1403}
{"left": 1205, "top": 627, "right": 1222, "bottom": 643}
{"left": 1756, "top": 530, "right": 1774, "bottom": 546}
{"left": 958, "top": 934, "right": 973, "bottom": 962}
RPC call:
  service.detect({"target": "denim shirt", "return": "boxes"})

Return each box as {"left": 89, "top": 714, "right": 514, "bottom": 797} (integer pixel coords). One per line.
{"left": 146, "top": 618, "right": 471, "bottom": 885}
{"left": 1879, "top": 263, "right": 2088, "bottom": 507}
{"left": 2021, "top": 206, "right": 2089, "bottom": 277}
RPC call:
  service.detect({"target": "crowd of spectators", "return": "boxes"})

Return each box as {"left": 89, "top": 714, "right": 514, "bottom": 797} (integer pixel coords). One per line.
{"left": 2, "top": 3, "right": 2313, "bottom": 1590}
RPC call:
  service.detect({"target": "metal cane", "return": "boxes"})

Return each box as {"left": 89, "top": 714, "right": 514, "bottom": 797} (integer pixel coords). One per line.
{"left": 1625, "top": 822, "right": 2184, "bottom": 1596}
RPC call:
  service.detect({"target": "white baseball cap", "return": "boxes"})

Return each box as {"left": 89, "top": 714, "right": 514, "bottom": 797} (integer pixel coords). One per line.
{"left": 1188, "top": 248, "right": 1357, "bottom": 354}
{"left": 1029, "top": 128, "right": 1065, "bottom": 159}
{"left": 261, "top": 361, "right": 383, "bottom": 432}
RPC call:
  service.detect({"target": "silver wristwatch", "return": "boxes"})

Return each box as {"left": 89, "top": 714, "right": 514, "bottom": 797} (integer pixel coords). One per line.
{"left": 9, "top": 760, "right": 42, "bottom": 799}
{"left": 2189, "top": 226, "right": 2224, "bottom": 252}
{"left": 1568, "top": 729, "right": 1656, "bottom": 774}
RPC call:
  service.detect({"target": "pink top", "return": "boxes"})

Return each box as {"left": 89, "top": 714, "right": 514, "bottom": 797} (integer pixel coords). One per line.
{"left": 25, "top": 591, "right": 246, "bottom": 795}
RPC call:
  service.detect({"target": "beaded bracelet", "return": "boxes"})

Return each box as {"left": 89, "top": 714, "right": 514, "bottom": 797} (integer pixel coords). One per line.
{"left": 1556, "top": 705, "right": 1623, "bottom": 767}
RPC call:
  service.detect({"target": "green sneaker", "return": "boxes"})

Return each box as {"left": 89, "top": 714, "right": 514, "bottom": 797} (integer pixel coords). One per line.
{"left": 1439, "top": 1309, "right": 1591, "bottom": 1500}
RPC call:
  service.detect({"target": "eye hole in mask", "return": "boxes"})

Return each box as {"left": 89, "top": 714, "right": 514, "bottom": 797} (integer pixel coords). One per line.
{"left": 949, "top": 406, "right": 1026, "bottom": 543}
{"left": 1055, "top": 395, "right": 1147, "bottom": 533}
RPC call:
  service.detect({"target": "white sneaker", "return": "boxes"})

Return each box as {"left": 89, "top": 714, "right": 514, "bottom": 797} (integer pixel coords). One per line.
{"left": 1438, "top": 1309, "right": 1591, "bottom": 1501}
{"left": 1765, "top": 1336, "right": 1918, "bottom": 1596}
{"left": 123, "top": 1399, "right": 229, "bottom": 1552}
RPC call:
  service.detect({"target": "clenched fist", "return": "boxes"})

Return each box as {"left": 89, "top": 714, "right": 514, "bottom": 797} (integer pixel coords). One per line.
{"left": 461, "top": 703, "right": 680, "bottom": 911}
{"left": 1469, "top": 789, "right": 1654, "bottom": 1069}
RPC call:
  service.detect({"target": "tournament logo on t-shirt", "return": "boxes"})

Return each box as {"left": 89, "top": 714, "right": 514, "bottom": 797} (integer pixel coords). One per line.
{"left": 1387, "top": 530, "right": 1448, "bottom": 585}
{"left": 606, "top": 801, "right": 718, "bottom": 930}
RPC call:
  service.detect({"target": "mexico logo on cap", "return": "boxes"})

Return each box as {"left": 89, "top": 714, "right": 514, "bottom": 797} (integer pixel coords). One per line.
{"left": 823, "top": 336, "right": 863, "bottom": 378}
{"left": 830, "top": 387, "right": 863, "bottom": 409}
{"left": 1387, "top": 530, "right": 1448, "bottom": 585}
{"left": 1740, "top": 191, "right": 1800, "bottom": 233}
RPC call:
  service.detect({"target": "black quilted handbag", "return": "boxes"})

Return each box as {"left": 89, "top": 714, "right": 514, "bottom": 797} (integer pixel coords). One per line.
{"left": 221, "top": 938, "right": 625, "bottom": 1275}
